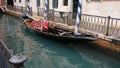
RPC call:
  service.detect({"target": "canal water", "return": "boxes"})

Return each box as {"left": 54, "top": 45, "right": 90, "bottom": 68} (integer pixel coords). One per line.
{"left": 0, "top": 13, "right": 120, "bottom": 68}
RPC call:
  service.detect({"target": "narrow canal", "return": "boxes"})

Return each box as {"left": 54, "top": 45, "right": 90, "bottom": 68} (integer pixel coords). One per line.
{"left": 0, "top": 13, "right": 120, "bottom": 68}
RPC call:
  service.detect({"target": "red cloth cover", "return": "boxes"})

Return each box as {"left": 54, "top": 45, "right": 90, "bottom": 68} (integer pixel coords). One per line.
{"left": 30, "top": 20, "right": 49, "bottom": 31}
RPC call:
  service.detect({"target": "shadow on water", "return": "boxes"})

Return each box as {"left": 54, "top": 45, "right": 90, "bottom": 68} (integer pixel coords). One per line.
{"left": 23, "top": 28, "right": 84, "bottom": 63}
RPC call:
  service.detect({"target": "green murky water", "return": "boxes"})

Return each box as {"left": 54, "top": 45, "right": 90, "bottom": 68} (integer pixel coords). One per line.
{"left": 0, "top": 13, "right": 120, "bottom": 68}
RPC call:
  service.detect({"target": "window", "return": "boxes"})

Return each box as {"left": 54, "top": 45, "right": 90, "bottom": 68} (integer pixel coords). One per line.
{"left": 87, "top": 0, "right": 120, "bottom": 2}
{"left": 19, "top": 0, "right": 21, "bottom": 3}
{"left": 90, "top": 0, "right": 101, "bottom": 1}
{"left": 37, "top": 0, "right": 40, "bottom": 7}
{"left": 53, "top": 0, "right": 58, "bottom": 8}
{"left": 64, "top": 0, "right": 68, "bottom": 6}
{"left": 103, "top": 0, "right": 120, "bottom": 1}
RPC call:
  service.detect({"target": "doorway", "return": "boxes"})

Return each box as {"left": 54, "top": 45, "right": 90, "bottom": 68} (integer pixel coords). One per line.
{"left": 72, "top": 0, "right": 78, "bottom": 19}
{"left": 73, "top": 0, "right": 78, "bottom": 13}
{"left": 47, "top": 0, "right": 49, "bottom": 10}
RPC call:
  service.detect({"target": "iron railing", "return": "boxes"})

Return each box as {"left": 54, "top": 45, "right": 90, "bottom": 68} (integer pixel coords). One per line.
{"left": 37, "top": 8, "right": 71, "bottom": 24}
{"left": 7, "top": 5, "right": 120, "bottom": 38}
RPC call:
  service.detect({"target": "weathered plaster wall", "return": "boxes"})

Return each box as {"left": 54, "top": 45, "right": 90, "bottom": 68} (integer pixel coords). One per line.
{"left": 29, "top": 0, "right": 72, "bottom": 15}
{"left": 0, "top": 0, "right": 5, "bottom": 6}
{"left": 82, "top": 1, "right": 120, "bottom": 18}
{"left": 54, "top": 0, "right": 72, "bottom": 12}
{"left": 30, "top": 0, "right": 37, "bottom": 14}
{"left": 13, "top": 0, "right": 120, "bottom": 18}
{"left": 0, "top": 0, "right": 1, "bottom": 5}
{"left": 40, "top": 0, "right": 72, "bottom": 12}
{"left": 14, "top": 0, "right": 26, "bottom": 6}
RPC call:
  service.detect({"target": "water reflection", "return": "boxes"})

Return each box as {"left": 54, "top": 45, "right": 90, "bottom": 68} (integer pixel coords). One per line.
{"left": 21, "top": 34, "right": 85, "bottom": 68}
{"left": 0, "top": 13, "right": 120, "bottom": 68}
{"left": 75, "top": 43, "right": 120, "bottom": 68}
{"left": 22, "top": 30, "right": 120, "bottom": 68}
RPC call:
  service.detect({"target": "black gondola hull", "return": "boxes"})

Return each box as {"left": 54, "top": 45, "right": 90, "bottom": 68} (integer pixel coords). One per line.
{"left": 21, "top": 16, "right": 98, "bottom": 43}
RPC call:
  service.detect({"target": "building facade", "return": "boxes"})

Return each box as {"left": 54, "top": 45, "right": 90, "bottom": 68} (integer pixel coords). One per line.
{"left": 31, "top": 0, "right": 72, "bottom": 12}
{"left": 14, "top": 0, "right": 26, "bottom": 6}
{"left": 82, "top": 0, "right": 120, "bottom": 18}
{"left": 7, "top": 0, "right": 120, "bottom": 18}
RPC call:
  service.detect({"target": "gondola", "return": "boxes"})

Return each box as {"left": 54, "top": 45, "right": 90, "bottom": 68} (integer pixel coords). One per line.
{"left": 20, "top": 16, "right": 98, "bottom": 42}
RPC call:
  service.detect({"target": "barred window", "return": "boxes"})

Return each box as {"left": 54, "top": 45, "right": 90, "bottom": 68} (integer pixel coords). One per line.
{"left": 64, "top": 0, "right": 68, "bottom": 6}
{"left": 90, "top": 0, "right": 101, "bottom": 1}
{"left": 37, "top": 0, "right": 40, "bottom": 7}
{"left": 87, "top": 0, "right": 120, "bottom": 2}
{"left": 19, "top": 0, "right": 21, "bottom": 3}
{"left": 53, "top": 0, "right": 58, "bottom": 8}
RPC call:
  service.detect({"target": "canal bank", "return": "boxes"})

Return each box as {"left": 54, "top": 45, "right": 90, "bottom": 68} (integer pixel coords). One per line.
{"left": 1, "top": 11, "right": 120, "bottom": 68}
{"left": 5, "top": 9, "right": 120, "bottom": 54}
